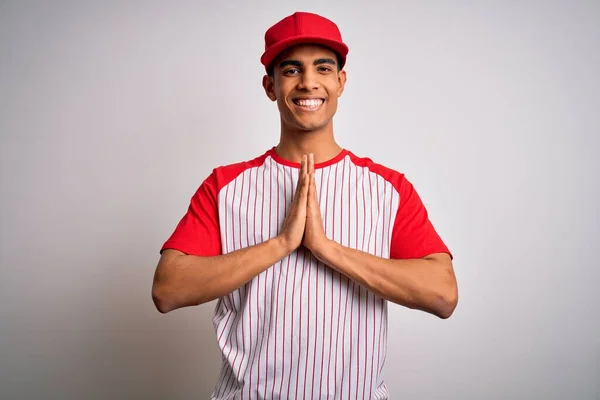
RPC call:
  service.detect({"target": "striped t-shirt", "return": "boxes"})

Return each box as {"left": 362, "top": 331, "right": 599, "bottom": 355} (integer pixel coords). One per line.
{"left": 161, "top": 147, "right": 450, "bottom": 399}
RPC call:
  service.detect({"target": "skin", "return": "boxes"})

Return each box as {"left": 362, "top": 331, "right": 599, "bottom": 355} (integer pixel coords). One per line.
{"left": 152, "top": 44, "right": 458, "bottom": 319}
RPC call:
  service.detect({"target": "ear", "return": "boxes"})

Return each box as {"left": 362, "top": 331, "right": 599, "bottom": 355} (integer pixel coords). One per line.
{"left": 262, "top": 75, "right": 277, "bottom": 101}
{"left": 337, "top": 69, "right": 347, "bottom": 97}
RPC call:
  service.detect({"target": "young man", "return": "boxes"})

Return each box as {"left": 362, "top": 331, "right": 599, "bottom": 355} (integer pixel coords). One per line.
{"left": 152, "top": 11, "right": 458, "bottom": 399}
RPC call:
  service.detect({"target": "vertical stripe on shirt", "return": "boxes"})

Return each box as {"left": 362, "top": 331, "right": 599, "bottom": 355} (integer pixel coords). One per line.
{"left": 211, "top": 156, "right": 399, "bottom": 399}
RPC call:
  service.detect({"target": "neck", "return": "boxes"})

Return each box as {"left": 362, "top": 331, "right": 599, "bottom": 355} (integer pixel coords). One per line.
{"left": 275, "top": 123, "right": 343, "bottom": 164}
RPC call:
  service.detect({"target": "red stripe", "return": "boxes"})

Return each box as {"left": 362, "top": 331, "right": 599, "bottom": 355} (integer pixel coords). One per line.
{"left": 328, "top": 169, "right": 336, "bottom": 390}
{"left": 339, "top": 156, "right": 345, "bottom": 244}
{"left": 215, "top": 172, "right": 232, "bottom": 345}
{"left": 347, "top": 165, "right": 360, "bottom": 397}
{"left": 373, "top": 175, "right": 378, "bottom": 255}
{"left": 220, "top": 295, "right": 241, "bottom": 397}
{"left": 332, "top": 162, "right": 338, "bottom": 241}
{"left": 246, "top": 166, "right": 260, "bottom": 397}
{"left": 223, "top": 179, "right": 230, "bottom": 253}
{"left": 302, "top": 252, "right": 312, "bottom": 399}
{"left": 286, "top": 250, "right": 301, "bottom": 398}
{"left": 239, "top": 170, "right": 245, "bottom": 252}
{"left": 217, "top": 178, "right": 234, "bottom": 396}
{"left": 214, "top": 298, "right": 234, "bottom": 395}
{"left": 313, "top": 168, "right": 326, "bottom": 398}
{"left": 377, "top": 298, "right": 384, "bottom": 379}
{"left": 263, "top": 160, "right": 275, "bottom": 399}
{"left": 334, "top": 273, "right": 343, "bottom": 396}
{"left": 356, "top": 167, "right": 367, "bottom": 399}
{"left": 255, "top": 164, "right": 268, "bottom": 392}
{"left": 378, "top": 183, "right": 392, "bottom": 378}
{"left": 220, "top": 176, "right": 241, "bottom": 397}
{"left": 234, "top": 171, "right": 246, "bottom": 380}
{"left": 340, "top": 275, "right": 351, "bottom": 397}
{"left": 225, "top": 296, "right": 243, "bottom": 398}
{"left": 355, "top": 287, "right": 361, "bottom": 400}
{"left": 349, "top": 163, "right": 352, "bottom": 248}
{"left": 362, "top": 171, "right": 375, "bottom": 398}
{"left": 361, "top": 294, "right": 368, "bottom": 399}
{"left": 381, "top": 181, "right": 386, "bottom": 255}
{"left": 333, "top": 161, "right": 343, "bottom": 395}
{"left": 324, "top": 165, "right": 333, "bottom": 395}
{"left": 367, "top": 176, "right": 382, "bottom": 397}
{"left": 340, "top": 164, "right": 353, "bottom": 398}
{"left": 271, "top": 163, "right": 283, "bottom": 398}
{"left": 295, "top": 167, "right": 309, "bottom": 398}
{"left": 236, "top": 170, "right": 250, "bottom": 397}
{"left": 278, "top": 167, "right": 294, "bottom": 397}
{"left": 370, "top": 180, "right": 386, "bottom": 397}
{"left": 367, "top": 170, "right": 374, "bottom": 256}
{"left": 327, "top": 164, "right": 341, "bottom": 393}
{"left": 311, "top": 255, "right": 319, "bottom": 399}
{"left": 223, "top": 172, "right": 248, "bottom": 397}
{"left": 295, "top": 249, "right": 308, "bottom": 399}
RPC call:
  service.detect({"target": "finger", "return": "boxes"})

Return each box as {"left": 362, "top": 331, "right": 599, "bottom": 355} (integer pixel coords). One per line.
{"left": 301, "top": 154, "right": 309, "bottom": 190}
{"left": 301, "top": 154, "right": 307, "bottom": 178}
{"left": 308, "top": 153, "right": 315, "bottom": 175}
{"left": 300, "top": 169, "right": 310, "bottom": 198}
{"left": 308, "top": 169, "right": 318, "bottom": 204}
{"left": 293, "top": 155, "right": 307, "bottom": 200}
{"left": 307, "top": 168, "right": 314, "bottom": 200}
{"left": 299, "top": 168, "right": 310, "bottom": 205}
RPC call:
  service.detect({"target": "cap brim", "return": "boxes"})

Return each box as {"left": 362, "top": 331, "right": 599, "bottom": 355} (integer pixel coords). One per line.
{"left": 261, "top": 36, "right": 348, "bottom": 71}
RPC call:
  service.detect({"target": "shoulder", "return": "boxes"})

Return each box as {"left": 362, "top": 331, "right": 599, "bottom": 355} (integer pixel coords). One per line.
{"left": 345, "top": 149, "right": 408, "bottom": 193}
{"left": 205, "top": 149, "right": 273, "bottom": 193}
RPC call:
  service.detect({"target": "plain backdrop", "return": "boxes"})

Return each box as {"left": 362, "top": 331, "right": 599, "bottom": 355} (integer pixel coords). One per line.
{"left": 1, "top": 1, "right": 598, "bottom": 399}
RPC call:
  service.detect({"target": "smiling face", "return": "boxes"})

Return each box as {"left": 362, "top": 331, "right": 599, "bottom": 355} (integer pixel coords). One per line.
{"left": 263, "top": 44, "right": 347, "bottom": 135}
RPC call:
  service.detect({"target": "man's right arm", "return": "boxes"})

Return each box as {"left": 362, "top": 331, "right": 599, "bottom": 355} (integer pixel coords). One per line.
{"left": 152, "top": 155, "right": 311, "bottom": 314}
{"left": 152, "top": 238, "right": 290, "bottom": 313}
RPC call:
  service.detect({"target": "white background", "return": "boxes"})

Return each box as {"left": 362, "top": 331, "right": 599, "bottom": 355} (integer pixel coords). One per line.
{"left": 1, "top": 1, "right": 598, "bottom": 398}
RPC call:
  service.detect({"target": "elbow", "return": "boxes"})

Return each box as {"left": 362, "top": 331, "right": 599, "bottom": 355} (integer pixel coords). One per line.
{"left": 152, "top": 284, "right": 175, "bottom": 314}
{"left": 152, "top": 254, "right": 186, "bottom": 314}
{"left": 436, "top": 298, "right": 457, "bottom": 320}
{"left": 152, "top": 278, "right": 207, "bottom": 313}
{"left": 436, "top": 284, "right": 458, "bottom": 319}
{"left": 152, "top": 274, "right": 187, "bottom": 313}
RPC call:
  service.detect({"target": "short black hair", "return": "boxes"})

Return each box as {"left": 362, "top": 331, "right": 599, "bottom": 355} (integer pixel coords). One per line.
{"left": 267, "top": 50, "right": 343, "bottom": 78}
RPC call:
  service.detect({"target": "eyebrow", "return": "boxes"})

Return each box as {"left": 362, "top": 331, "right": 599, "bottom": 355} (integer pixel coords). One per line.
{"left": 279, "top": 58, "right": 337, "bottom": 69}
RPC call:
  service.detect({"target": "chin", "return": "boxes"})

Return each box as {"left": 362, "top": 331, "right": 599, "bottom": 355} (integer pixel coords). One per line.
{"left": 294, "top": 117, "right": 331, "bottom": 132}
{"left": 281, "top": 111, "right": 332, "bottom": 133}
{"left": 296, "top": 123, "right": 328, "bottom": 132}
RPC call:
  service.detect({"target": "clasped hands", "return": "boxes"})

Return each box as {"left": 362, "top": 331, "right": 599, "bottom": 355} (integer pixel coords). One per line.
{"left": 277, "top": 153, "right": 331, "bottom": 260}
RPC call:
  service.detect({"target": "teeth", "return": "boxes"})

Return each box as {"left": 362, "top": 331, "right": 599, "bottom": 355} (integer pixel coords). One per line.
{"left": 296, "top": 99, "right": 323, "bottom": 108}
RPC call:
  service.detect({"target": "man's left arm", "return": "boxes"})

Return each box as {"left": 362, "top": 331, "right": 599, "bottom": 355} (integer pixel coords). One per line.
{"left": 302, "top": 153, "right": 458, "bottom": 319}
{"left": 312, "top": 243, "right": 457, "bottom": 319}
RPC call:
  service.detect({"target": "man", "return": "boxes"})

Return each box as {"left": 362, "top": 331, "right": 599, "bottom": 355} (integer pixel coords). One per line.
{"left": 152, "top": 11, "right": 458, "bottom": 399}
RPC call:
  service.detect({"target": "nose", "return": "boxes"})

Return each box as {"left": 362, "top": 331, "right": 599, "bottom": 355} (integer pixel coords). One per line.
{"left": 297, "top": 69, "right": 320, "bottom": 91}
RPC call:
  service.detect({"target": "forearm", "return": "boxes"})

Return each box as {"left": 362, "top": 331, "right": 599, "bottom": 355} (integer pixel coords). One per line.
{"left": 313, "top": 241, "right": 458, "bottom": 318}
{"left": 153, "top": 237, "right": 290, "bottom": 312}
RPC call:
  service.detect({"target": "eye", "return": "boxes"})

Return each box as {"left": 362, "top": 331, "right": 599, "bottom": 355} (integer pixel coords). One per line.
{"left": 283, "top": 68, "right": 301, "bottom": 75}
{"left": 317, "top": 66, "right": 333, "bottom": 73}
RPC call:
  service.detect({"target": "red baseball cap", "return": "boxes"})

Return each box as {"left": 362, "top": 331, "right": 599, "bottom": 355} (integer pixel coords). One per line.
{"left": 260, "top": 12, "right": 349, "bottom": 72}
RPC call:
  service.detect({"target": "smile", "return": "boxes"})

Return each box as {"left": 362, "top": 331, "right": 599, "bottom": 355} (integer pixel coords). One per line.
{"left": 293, "top": 98, "right": 324, "bottom": 110}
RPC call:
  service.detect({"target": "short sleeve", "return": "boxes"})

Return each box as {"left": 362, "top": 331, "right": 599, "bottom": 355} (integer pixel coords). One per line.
{"left": 160, "top": 171, "right": 222, "bottom": 256}
{"left": 389, "top": 176, "right": 452, "bottom": 260}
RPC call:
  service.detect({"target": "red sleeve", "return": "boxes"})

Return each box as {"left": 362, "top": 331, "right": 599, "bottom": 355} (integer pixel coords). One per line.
{"left": 389, "top": 176, "right": 452, "bottom": 260}
{"left": 160, "top": 171, "right": 222, "bottom": 256}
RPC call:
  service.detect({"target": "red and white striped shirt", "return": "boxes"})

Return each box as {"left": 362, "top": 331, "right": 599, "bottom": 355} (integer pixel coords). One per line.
{"left": 161, "top": 148, "right": 450, "bottom": 399}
